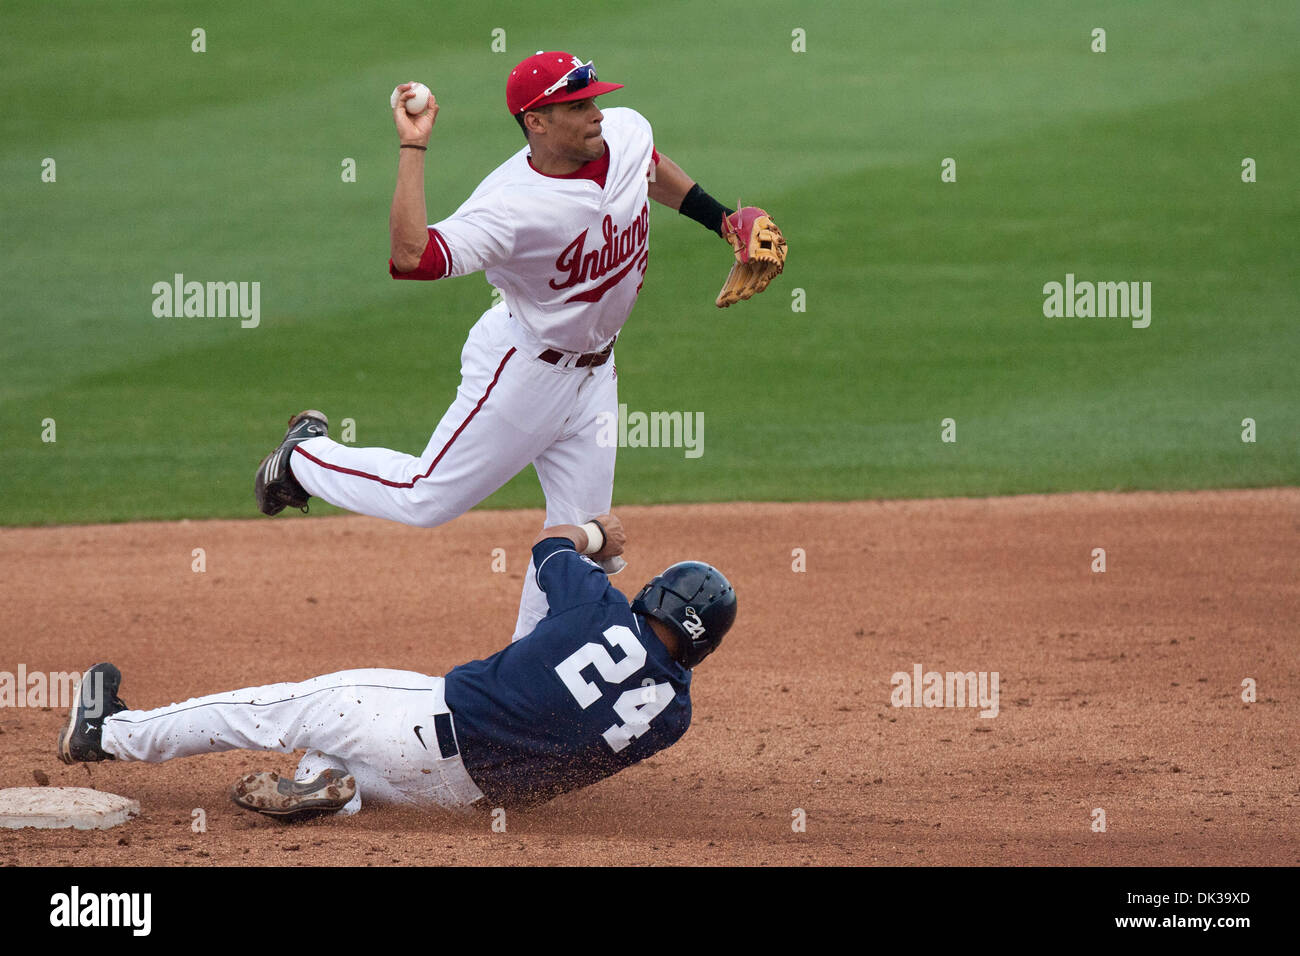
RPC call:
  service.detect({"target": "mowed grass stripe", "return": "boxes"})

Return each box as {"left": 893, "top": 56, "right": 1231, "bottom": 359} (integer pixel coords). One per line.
{"left": 1, "top": 1, "right": 1296, "bottom": 522}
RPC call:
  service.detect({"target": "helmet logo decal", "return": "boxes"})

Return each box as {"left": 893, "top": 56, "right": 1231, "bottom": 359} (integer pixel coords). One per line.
{"left": 681, "top": 606, "right": 706, "bottom": 640}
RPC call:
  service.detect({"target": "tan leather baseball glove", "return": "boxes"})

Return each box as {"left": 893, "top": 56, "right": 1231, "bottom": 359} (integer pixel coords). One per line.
{"left": 716, "top": 205, "right": 787, "bottom": 308}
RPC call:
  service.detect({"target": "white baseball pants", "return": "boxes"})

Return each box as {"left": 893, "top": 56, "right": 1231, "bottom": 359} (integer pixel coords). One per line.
{"left": 288, "top": 303, "right": 618, "bottom": 640}
{"left": 100, "top": 670, "right": 485, "bottom": 814}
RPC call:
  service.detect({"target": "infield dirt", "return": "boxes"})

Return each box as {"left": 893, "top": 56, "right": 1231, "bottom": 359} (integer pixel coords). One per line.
{"left": 2, "top": 489, "right": 1296, "bottom": 866}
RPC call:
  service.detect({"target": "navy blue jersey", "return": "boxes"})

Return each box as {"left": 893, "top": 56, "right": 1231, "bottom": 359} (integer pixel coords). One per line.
{"left": 444, "top": 538, "right": 693, "bottom": 809}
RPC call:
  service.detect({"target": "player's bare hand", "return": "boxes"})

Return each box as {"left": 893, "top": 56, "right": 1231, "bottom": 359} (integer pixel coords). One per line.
{"left": 591, "top": 513, "right": 625, "bottom": 560}
{"left": 393, "top": 83, "right": 439, "bottom": 146}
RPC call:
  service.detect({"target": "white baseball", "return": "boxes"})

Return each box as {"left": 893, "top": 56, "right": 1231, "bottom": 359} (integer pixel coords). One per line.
{"left": 390, "top": 82, "right": 431, "bottom": 115}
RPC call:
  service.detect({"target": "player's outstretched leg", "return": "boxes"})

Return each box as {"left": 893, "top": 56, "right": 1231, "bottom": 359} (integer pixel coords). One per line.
{"left": 264, "top": 306, "right": 595, "bottom": 529}
{"left": 58, "top": 667, "right": 483, "bottom": 818}
{"left": 254, "top": 410, "right": 329, "bottom": 516}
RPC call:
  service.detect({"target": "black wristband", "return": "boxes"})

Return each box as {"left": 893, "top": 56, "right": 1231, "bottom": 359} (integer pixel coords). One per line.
{"left": 679, "top": 184, "right": 733, "bottom": 237}
{"left": 400, "top": 144, "right": 427, "bottom": 151}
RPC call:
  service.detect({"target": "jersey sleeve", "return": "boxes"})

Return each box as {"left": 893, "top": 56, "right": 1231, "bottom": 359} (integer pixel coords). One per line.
{"left": 389, "top": 228, "right": 453, "bottom": 280}
{"left": 429, "top": 189, "right": 516, "bottom": 278}
{"left": 531, "top": 537, "right": 612, "bottom": 615}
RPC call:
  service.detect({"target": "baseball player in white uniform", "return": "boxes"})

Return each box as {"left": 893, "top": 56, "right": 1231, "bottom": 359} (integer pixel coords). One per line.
{"left": 254, "top": 51, "right": 761, "bottom": 640}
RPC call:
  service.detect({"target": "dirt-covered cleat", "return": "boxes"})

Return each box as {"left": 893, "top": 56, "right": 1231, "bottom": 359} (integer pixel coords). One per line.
{"left": 231, "top": 769, "right": 356, "bottom": 822}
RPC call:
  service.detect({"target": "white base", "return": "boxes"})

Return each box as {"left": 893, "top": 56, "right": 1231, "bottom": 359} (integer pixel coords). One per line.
{"left": 0, "top": 787, "right": 140, "bottom": 830}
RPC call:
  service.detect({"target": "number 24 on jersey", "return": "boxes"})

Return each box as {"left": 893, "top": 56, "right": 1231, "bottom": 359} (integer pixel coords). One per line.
{"left": 554, "top": 624, "right": 675, "bottom": 753}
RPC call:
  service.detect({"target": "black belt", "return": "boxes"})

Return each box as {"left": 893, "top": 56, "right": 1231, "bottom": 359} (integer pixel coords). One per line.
{"left": 433, "top": 712, "right": 458, "bottom": 758}
{"left": 538, "top": 337, "right": 615, "bottom": 368}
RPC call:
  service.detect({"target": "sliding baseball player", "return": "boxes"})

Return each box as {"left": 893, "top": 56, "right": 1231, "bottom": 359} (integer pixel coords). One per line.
{"left": 58, "top": 514, "right": 739, "bottom": 820}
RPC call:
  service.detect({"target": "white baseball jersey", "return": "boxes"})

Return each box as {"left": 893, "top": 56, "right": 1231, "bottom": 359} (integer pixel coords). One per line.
{"left": 413, "top": 106, "right": 656, "bottom": 353}
{"left": 293, "top": 105, "right": 660, "bottom": 644}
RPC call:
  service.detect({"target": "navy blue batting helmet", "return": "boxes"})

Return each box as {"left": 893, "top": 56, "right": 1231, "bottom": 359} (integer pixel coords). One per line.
{"left": 631, "top": 561, "right": 737, "bottom": 668}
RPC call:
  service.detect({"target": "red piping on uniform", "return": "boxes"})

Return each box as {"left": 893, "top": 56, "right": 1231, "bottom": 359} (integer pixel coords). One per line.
{"left": 293, "top": 347, "right": 517, "bottom": 488}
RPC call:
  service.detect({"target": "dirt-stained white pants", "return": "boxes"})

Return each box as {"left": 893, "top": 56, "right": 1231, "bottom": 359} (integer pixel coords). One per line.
{"left": 287, "top": 303, "right": 618, "bottom": 640}
{"left": 100, "top": 670, "right": 484, "bottom": 815}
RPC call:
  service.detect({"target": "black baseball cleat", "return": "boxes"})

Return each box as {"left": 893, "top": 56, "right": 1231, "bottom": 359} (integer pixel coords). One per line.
{"left": 231, "top": 769, "right": 356, "bottom": 823}
{"left": 57, "top": 663, "right": 128, "bottom": 764}
{"left": 254, "top": 409, "right": 328, "bottom": 516}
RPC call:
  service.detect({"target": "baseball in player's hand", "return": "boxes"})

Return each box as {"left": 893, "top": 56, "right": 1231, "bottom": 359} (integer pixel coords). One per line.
{"left": 590, "top": 513, "right": 625, "bottom": 560}
{"left": 392, "top": 82, "right": 438, "bottom": 146}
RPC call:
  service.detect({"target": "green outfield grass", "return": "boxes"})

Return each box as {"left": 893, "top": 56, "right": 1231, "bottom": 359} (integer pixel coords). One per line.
{"left": 2, "top": 0, "right": 1297, "bottom": 525}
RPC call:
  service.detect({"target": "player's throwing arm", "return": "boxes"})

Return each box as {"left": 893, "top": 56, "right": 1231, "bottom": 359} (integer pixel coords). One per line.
{"left": 390, "top": 82, "right": 440, "bottom": 271}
